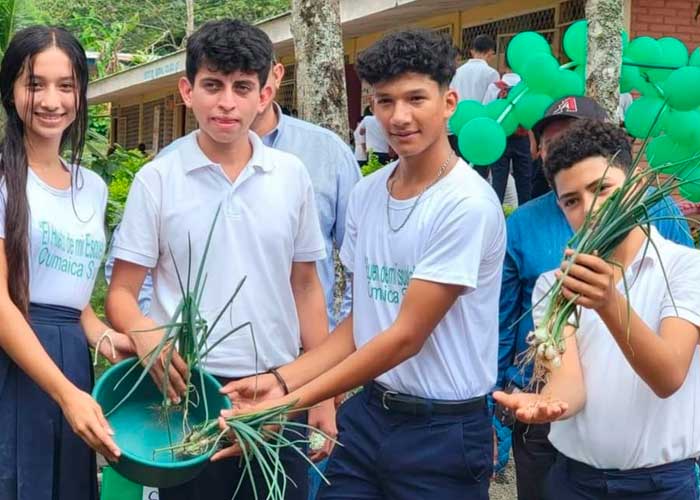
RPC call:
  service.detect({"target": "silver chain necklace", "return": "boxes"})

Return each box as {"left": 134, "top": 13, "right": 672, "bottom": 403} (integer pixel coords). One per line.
{"left": 386, "top": 151, "right": 455, "bottom": 233}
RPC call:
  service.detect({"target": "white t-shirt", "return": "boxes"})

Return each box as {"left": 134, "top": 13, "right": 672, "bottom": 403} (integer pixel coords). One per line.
{"left": 340, "top": 159, "right": 506, "bottom": 400}
{"left": 533, "top": 228, "right": 700, "bottom": 469}
{"left": 0, "top": 166, "right": 107, "bottom": 310}
{"left": 353, "top": 123, "right": 366, "bottom": 162}
{"left": 360, "top": 116, "right": 389, "bottom": 154}
{"left": 112, "top": 131, "right": 326, "bottom": 378}
{"left": 450, "top": 59, "right": 500, "bottom": 103}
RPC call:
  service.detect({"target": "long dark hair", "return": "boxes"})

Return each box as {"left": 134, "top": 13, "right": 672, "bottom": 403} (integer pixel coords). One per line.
{"left": 0, "top": 26, "right": 88, "bottom": 315}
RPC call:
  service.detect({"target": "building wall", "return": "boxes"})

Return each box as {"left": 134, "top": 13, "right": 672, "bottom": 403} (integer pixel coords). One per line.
{"left": 630, "top": 0, "right": 700, "bottom": 48}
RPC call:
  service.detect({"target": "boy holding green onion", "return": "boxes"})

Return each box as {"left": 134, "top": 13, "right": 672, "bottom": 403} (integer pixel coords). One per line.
{"left": 106, "top": 19, "right": 330, "bottom": 500}
{"left": 494, "top": 120, "right": 700, "bottom": 499}
{"left": 217, "top": 28, "right": 506, "bottom": 499}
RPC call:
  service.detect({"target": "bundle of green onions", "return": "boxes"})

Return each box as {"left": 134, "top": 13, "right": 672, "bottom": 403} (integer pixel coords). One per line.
{"left": 154, "top": 402, "right": 337, "bottom": 500}
{"left": 108, "top": 205, "right": 253, "bottom": 436}
{"left": 524, "top": 137, "right": 700, "bottom": 380}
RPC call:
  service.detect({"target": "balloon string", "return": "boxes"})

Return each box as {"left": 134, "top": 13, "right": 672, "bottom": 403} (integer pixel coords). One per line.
{"left": 622, "top": 61, "right": 685, "bottom": 70}
{"left": 497, "top": 86, "right": 530, "bottom": 124}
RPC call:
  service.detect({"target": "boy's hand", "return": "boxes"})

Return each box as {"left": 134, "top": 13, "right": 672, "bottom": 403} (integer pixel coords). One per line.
{"left": 492, "top": 391, "right": 568, "bottom": 424}
{"left": 556, "top": 249, "right": 617, "bottom": 311}
{"left": 131, "top": 329, "right": 188, "bottom": 404}
{"left": 219, "top": 373, "right": 286, "bottom": 406}
{"left": 307, "top": 399, "right": 337, "bottom": 462}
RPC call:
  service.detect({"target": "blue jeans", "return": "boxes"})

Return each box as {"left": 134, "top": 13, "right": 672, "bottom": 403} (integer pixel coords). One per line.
{"left": 545, "top": 453, "right": 699, "bottom": 500}
{"left": 317, "top": 385, "right": 492, "bottom": 500}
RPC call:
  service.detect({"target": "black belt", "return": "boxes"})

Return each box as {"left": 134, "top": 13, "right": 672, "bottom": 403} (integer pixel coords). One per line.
{"left": 368, "top": 382, "right": 486, "bottom": 416}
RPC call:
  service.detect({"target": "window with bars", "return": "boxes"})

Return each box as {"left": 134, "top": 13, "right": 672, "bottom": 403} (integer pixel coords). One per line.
{"left": 432, "top": 24, "right": 454, "bottom": 40}
{"left": 461, "top": 0, "right": 586, "bottom": 70}
{"left": 142, "top": 99, "right": 166, "bottom": 151}
{"left": 283, "top": 64, "right": 295, "bottom": 83}
{"left": 560, "top": 0, "right": 586, "bottom": 25}
{"left": 185, "top": 108, "right": 198, "bottom": 134}
{"left": 118, "top": 104, "right": 140, "bottom": 149}
{"left": 277, "top": 81, "right": 296, "bottom": 111}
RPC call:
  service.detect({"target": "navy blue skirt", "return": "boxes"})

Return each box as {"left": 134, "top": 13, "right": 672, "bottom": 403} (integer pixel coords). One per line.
{"left": 0, "top": 303, "right": 98, "bottom": 500}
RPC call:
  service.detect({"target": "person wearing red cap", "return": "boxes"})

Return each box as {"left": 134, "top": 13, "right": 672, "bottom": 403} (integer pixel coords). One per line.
{"left": 495, "top": 96, "right": 693, "bottom": 500}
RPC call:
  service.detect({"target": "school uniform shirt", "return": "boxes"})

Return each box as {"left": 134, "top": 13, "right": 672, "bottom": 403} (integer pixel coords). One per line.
{"left": 533, "top": 227, "right": 700, "bottom": 469}
{"left": 0, "top": 166, "right": 107, "bottom": 310}
{"left": 112, "top": 131, "right": 326, "bottom": 378}
{"left": 340, "top": 159, "right": 506, "bottom": 400}
{"left": 360, "top": 116, "right": 389, "bottom": 155}
{"left": 450, "top": 59, "right": 500, "bottom": 103}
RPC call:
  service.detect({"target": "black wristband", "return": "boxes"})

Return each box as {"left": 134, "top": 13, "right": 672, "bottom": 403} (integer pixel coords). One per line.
{"left": 268, "top": 367, "right": 289, "bottom": 395}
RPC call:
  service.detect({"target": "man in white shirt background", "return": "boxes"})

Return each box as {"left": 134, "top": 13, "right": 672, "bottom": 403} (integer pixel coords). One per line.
{"left": 449, "top": 34, "right": 499, "bottom": 179}
{"left": 358, "top": 106, "right": 391, "bottom": 164}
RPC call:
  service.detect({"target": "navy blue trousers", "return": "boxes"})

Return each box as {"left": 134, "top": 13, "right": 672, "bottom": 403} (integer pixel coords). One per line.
{"left": 545, "top": 453, "right": 699, "bottom": 500}
{"left": 317, "top": 385, "right": 492, "bottom": 500}
{"left": 490, "top": 134, "right": 533, "bottom": 205}
{"left": 0, "top": 303, "right": 97, "bottom": 500}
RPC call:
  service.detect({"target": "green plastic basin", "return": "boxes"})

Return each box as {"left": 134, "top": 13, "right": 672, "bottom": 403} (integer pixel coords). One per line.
{"left": 93, "top": 358, "right": 231, "bottom": 488}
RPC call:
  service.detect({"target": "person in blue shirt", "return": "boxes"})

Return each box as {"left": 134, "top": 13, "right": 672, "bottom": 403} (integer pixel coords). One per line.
{"left": 497, "top": 95, "right": 694, "bottom": 500}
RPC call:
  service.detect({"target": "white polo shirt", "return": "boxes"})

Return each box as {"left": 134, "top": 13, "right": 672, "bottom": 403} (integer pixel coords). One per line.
{"left": 340, "top": 159, "right": 506, "bottom": 400}
{"left": 533, "top": 228, "right": 700, "bottom": 469}
{"left": 112, "top": 131, "right": 326, "bottom": 378}
{"left": 450, "top": 59, "right": 500, "bottom": 103}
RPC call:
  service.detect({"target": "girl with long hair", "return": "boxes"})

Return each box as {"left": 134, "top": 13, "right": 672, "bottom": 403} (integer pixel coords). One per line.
{"left": 0, "top": 26, "right": 133, "bottom": 499}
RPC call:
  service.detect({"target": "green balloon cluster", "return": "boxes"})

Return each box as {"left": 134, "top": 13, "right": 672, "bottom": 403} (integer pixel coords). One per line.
{"left": 619, "top": 33, "right": 700, "bottom": 201}
{"left": 453, "top": 20, "right": 700, "bottom": 188}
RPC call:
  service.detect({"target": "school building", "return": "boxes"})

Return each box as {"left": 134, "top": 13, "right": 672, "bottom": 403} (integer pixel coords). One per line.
{"left": 86, "top": 0, "right": 698, "bottom": 153}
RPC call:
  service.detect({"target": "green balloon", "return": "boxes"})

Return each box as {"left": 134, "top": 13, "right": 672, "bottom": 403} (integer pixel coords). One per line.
{"left": 646, "top": 135, "right": 693, "bottom": 174}
{"left": 665, "top": 109, "right": 700, "bottom": 146}
{"left": 522, "top": 53, "right": 560, "bottom": 94}
{"left": 485, "top": 99, "right": 519, "bottom": 136}
{"left": 622, "top": 30, "right": 630, "bottom": 51}
{"left": 563, "top": 20, "right": 587, "bottom": 64}
{"left": 625, "top": 37, "right": 663, "bottom": 73}
{"left": 620, "top": 65, "right": 639, "bottom": 93}
{"left": 648, "top": 37, "right": 689, "bottom": 83}
{"left": 624, "top": 97, "right": 666, "bottom": 139}
{"left": 458, "top": 117, "right": 507, "bottom": 166}
{"left": 549, "top": 70, "right": 585, "bottom": 100}
{"left": 507, "top": 32, "right": 552, "bottom": 74}
{"left": 663, "top": 66, "right": 700, "bottom": 111}
{"left": 574, "top": 64, "right": 586, "bottom": 81}
{"left": 679, "top": 166, "right": 700, "bottom": 202}
{"left": 515, "top": 93, "right": 554, "bottom": 130}
{"left": 690, "top": 48, "right": 700, "bottom": 67}
{"left": 449, "top": 99, "right": 486, "bottom": 135}
{"left": 680, "top": 181, "right": 700, "bottom": 202}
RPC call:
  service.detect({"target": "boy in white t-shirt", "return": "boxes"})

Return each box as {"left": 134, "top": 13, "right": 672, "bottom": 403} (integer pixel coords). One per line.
{"left": 105, "top": 20, "right": 328, "bottom": 500}
{"left": 217, "top": 28, "right": 506, "bottom": 499}
{"left": 495, "top": 120, "right": 700, "bottom": 499}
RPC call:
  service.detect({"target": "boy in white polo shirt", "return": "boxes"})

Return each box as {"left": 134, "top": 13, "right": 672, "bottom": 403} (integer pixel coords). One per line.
{"left": 218, "top": 29, "right": 506, "bottom": 499}
{"left": 495, "top": 120, "right": 700, "bottom": 499}
{"left": 105, "top": 19, "right": 328, "bottom": 500}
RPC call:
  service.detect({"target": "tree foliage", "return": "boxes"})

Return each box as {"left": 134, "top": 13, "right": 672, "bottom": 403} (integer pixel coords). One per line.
{"left": 34, "top": 0, "right": 289, "bottom": 57}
